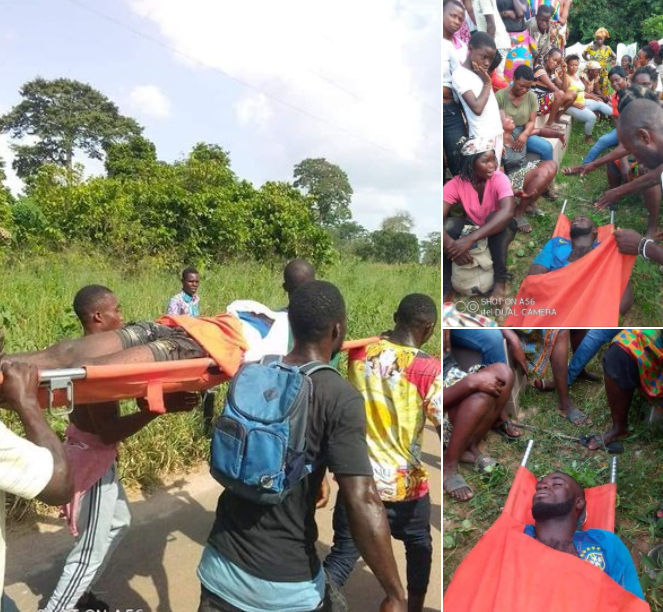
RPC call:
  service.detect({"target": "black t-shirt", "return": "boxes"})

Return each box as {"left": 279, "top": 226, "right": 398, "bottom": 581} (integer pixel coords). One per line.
{"left": 496, "top": 0, "right": 525, "bottom": 32}
{"left": 207, "top": 369, "right": 373, "bottom": 582}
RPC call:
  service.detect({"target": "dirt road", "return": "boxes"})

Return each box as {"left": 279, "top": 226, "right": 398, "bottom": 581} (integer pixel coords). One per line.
{"left": 6, "top": 426, "right": 440, "bottom": 611}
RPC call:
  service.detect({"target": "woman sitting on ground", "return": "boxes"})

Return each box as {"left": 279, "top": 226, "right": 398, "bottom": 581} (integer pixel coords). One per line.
{"left": 443, "top": 329, "right": 515, "bottom": 502}
{"left": 443, "top": 137, "right": 516, "bottom": 301}
{"left": 500, "top": 111, "right": 557, "bottom": 232}
{"left": 531, "top": 47, "right": 577, "bottom": 127}
{"left": 582, "top": 28, "right": 617, "bottom": 98}
{"left": 563, "top": 54, "right": 613, "bottom": 143}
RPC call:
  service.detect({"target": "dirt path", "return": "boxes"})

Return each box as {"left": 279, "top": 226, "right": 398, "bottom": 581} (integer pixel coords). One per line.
{"left": 6, "top": 426, "right": 440, "bottom": 612}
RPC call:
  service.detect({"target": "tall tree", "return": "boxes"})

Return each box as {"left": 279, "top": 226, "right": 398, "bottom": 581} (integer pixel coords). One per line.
{"left": 293, "top": 158, "right": 353, "bottom": 226}
{"left": 105, "top": 135, "right": 157, "bottom": 178}
{"left": 381, "top": 210, "right": 415, "bottom": 233}
{"left": 0, "top": 78, "right": 142, "bottom": 181}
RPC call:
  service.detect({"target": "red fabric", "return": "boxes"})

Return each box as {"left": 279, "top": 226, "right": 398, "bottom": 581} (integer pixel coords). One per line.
{"left": 443, "top": 512, "right": 650, "bottom": 612}
{"left": 491, "top": 71, "right": 509, "bottom": 92}
{"left": 504, "top": 214, "right": 635, "bottom": 327}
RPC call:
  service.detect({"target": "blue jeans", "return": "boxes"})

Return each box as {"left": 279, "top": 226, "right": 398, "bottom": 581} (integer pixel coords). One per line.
{"left": 450, "top": 329, "right": 507, "bottom": 364}
{"left": 443, "top": 101, "right": 468, "bottom": 176}
{"left": 566, "top": 99, "right": 613, "bottom": 136}
{"left": 526, "top": 135, "right": 553, "bottom": 161}
{"left": 583, "top": 129, "right": 618, "bottom": 163}
{"left": 323, "top": 494, "right": 432, "bottom": 594}
{"left": 567, "top": 329, "right": 619, "bottom": 386}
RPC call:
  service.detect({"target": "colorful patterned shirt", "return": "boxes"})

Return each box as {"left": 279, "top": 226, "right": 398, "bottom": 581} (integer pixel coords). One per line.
{"left": 166, "top": 291, "right": 200, "bottom": 316}
{"left": 348, "top": 339, "right": 441, "bottom": 502}
{"left": 613, "top": 329, "right": 663, "bottom": 399}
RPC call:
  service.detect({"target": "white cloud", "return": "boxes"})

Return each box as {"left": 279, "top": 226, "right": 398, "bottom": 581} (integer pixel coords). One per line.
{"left": 126, "top": 0, "right": 440, "bottom": 230}
{"left": 129, "top": 84, "right": 172, "bottom": 119}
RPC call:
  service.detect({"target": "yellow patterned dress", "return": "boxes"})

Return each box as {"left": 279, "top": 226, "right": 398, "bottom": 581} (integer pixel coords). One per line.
{"left": 584, "top": 44, "right": 615, "bottom": 97}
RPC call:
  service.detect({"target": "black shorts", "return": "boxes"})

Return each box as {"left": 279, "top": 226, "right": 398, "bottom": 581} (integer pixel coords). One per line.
{"left": 602, "top": 343, "right": 640, "bottom": 391}
{"left": 116, "top": 322, "right": 207, "bottom": 362}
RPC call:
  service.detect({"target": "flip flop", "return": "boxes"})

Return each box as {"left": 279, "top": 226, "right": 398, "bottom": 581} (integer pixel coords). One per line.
{"left": 492, "top": 420, "right": 522, "bottom": 442}
{"left": 578, "top": 434, "right": 623, "bottom": 454}
{"left": 443, "top": 473, "right": 473, "bottom": 502}
{"left": 565, "top": 407, "right": 592, "bottom": 426}
{"left": 460, "top": 453, "right": 498, "bottom": 473}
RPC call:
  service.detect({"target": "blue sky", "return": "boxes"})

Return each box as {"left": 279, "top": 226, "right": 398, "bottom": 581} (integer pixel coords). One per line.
{"left": 1, "top": 0, "right": 440, "bottom": 236}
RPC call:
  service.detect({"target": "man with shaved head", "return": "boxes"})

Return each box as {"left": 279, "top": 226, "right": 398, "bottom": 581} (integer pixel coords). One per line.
{"left": 283, "top": 258, "right": 316, "bottom": 300}
{"left": 524, "top": 472, "right": 644, "bottom": 599}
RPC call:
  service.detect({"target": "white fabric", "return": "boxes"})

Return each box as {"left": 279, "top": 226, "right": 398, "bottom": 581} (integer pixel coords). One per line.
{"left": 0, "top": 421, "right": 54, "bottom": 598}
{"left": 443, "top": 38, "right": 467, "bottom": 89}
{"left": 616, "top": 42, "right": 638, "bottom": 64}
{"left": 226, "top": 300, "right": 291, "bottom": 362}
{"left": 452, "top": 65, "right": 503, "bottom": 139}
{"left": 471, "top": 0, "right": 510, "bottom": 49}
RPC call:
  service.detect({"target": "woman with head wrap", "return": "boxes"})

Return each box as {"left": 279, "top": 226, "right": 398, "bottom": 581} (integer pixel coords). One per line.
{"left": 582, "top": 28, "right": 617, "bottom": 98}
{"left": 443, "top": 136, "right": 517, "bottom": 300}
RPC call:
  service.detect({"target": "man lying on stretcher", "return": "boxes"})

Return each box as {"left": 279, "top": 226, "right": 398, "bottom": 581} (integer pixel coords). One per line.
{"left": 526, "top": 471, "right": 644, "bottom": 600}
{"left": 0, "top": 260, "right": 317, "bottom": 374}
{"left": 527, "top": 215, "right": 634, "bottom": 315}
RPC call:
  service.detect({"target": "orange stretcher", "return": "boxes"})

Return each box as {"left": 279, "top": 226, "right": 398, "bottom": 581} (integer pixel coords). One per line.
{"left": 443, "top": 441, "right": 650, "bottom": 612}
{"left": 0, "top": 337, "right": 379, "bottom": 414}
{"left": 504, "top": 202, "right": 636, "bottom": 327}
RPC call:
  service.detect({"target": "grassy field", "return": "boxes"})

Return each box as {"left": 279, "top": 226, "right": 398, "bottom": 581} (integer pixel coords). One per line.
{"left": 0, "top": 251, "right": 440, "bottom": 519}
{"left": 451, "top": 118, "right": 663, "bottom": 326}
{"left": 442, "top": 344, "right": 663, "bottom": 610}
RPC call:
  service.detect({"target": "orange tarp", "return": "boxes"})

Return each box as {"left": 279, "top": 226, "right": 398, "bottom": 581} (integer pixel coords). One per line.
{"left": 504, "top": 214, "right": 635, "bottom": 327}
{"left": 443, "top": 513, "right": 649, "bottom": 612}
{"left": 443, "top": 466, "right": 648, "bottom": 612}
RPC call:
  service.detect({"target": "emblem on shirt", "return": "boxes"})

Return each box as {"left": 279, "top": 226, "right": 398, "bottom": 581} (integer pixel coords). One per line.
{"left": 580, "top": 546, "right": 606, "bottom": 570}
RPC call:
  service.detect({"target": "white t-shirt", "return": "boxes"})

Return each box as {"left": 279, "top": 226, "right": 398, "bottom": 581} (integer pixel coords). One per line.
{"left": 0, "top": 421, "right": 54, "bottom": 596}
{"left": 452, "top": 65, "right": 503, "bottom": 138}
{"left": 471, "top": 0, "right": 511, "bottom": 50}
{"left": 226, "top": 300, "right": 291, "bottom": 362}
{"left": 443, "top": 38, "right": 468, "bottom": 89}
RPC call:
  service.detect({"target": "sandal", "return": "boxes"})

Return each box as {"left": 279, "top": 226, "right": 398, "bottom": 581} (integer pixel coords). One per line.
{"left": 443, "top": 473, "right": 473, "bottom": 502}
{"left": 525, "top": 206, "right": 545, "bottom": 217}
{"left": 492, "top": 420, "right": 522, "bottom": 442}
{"left": 461, "top": 453, "right": 498, "bottom": 473}
{"left": 577, "top": 433, "right": 623, "bottom": 453}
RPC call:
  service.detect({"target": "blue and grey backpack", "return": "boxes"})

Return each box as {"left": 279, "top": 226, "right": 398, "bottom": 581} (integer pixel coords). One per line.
{"left": 210, "top": 356, "right": 337, "bottom": 504}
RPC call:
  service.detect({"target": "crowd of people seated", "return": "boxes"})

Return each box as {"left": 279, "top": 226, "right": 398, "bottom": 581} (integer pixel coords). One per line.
{"left": 444, "top": 0, "right": 663, "bottom": 308}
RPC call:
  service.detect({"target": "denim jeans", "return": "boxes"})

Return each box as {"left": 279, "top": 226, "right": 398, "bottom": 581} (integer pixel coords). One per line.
{"left": 450, "top": 329, "right": 507, "bottom": 364}
{"left": 443, "top": 101, "right": 468, "bottom": 176}
{"left": 583, "top": 129, "right": 618, "bottom": 163}
{"left": 323, "top": 494, "right": 432, "bottom": 595}
{"left": 566, "top": 101, "right": 611, "bottom": 136}
{"left": 526, "top": 134, "right": 553, "bottom": 161}
{"left": 567, "top": 329, "right": 619, "bottom": 386}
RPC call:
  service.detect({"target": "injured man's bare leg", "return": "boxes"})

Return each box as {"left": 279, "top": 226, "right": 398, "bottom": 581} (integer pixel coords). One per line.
{"left": 3, "top": 330, "right": 135, "bottom": 368}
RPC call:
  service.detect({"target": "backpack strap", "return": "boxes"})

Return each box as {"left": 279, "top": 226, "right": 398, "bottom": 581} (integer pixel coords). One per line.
{"left": 299, "top": 361, "right": 340, "bottom": 377}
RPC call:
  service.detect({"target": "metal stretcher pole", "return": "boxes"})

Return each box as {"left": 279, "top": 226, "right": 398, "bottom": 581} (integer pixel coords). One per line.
{"left": 521, "top": 439, "right": 534, "bottom": 467}
{"left": 560, "top": 199, "right": 567, "bottom": 216}
{"left": 38, "top": 368, "right": 88, "bottom": 415}
{"left": 610, "top": 456, "right": 617, "bottom": 484}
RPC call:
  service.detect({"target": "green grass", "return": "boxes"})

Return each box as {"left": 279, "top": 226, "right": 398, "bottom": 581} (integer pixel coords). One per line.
{"left": 0, "top": 250, "right": 440, "bottom": 519}
{"left": 443, "top": 346, "right": 663, "bottom": 610}
{"left": 452, "top": 118, "right": 663, "bottom": 325}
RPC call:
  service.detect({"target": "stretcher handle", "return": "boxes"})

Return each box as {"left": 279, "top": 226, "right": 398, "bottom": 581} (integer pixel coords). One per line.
{"left": 521, "top": 439, "right": 534, "bottom": 467}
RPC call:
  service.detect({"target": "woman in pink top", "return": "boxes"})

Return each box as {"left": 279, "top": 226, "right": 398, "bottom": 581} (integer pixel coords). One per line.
{"left": 443, "top": 137, "right": 516, "bottom": 300}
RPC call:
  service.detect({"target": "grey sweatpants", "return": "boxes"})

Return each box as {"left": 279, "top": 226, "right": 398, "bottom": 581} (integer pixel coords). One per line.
{"left": 44, "top": 462, "right": 131, "bottom": 612}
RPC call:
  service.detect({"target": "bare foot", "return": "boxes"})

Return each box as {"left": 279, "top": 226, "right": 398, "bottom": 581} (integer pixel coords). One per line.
{"left": 562, "top": 165, "right": 584, "bottom": 176}
{"left": 561, "top": 403, "right": 592, "bottom": 426}
{"left": 584, "top": 135, "right": 595, "bottom": 144}
{"left": 491, "top": 282, "right": 507, "bottom": 301}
